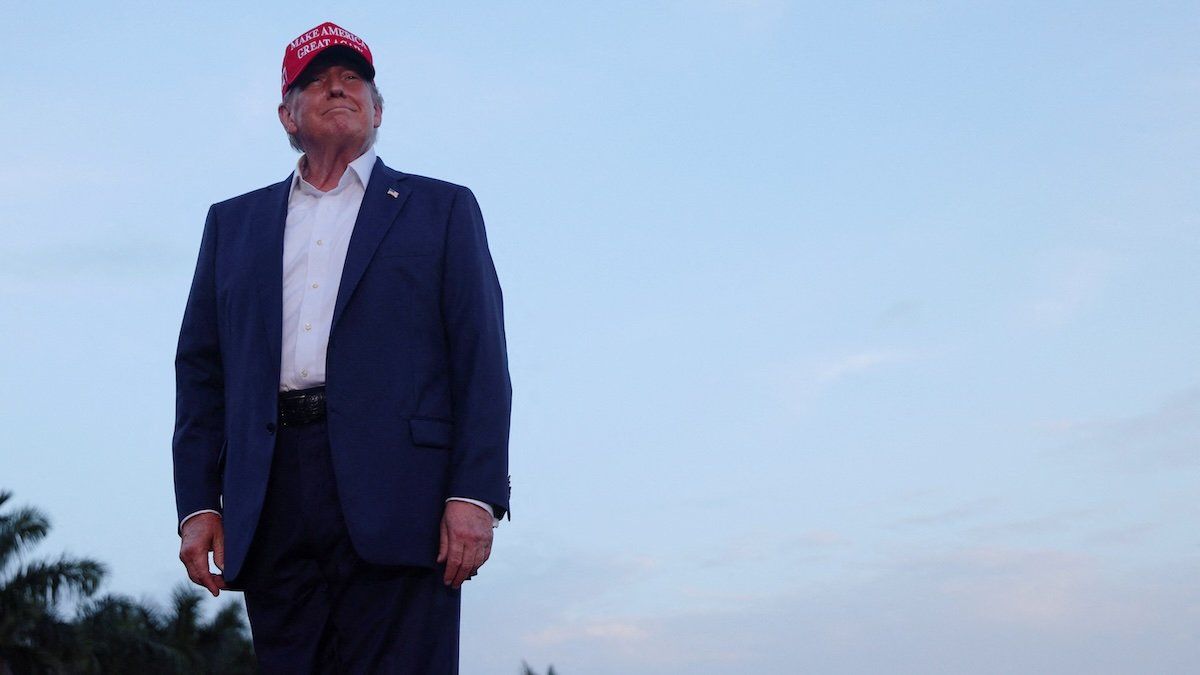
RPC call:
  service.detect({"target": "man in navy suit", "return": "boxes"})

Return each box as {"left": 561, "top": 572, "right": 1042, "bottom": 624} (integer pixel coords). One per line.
{"left": 173, "top": 21, "right": 510, "bottom": 673}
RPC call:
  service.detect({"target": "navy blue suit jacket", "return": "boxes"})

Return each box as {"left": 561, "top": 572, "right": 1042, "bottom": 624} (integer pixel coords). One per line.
{"left": 173, "top": 158, "right": 511, "bottom": 585}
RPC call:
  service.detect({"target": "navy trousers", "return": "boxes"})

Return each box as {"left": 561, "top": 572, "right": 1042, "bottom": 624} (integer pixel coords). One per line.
{"left": 237, "top": 418, "right": 460, "bottom": 674}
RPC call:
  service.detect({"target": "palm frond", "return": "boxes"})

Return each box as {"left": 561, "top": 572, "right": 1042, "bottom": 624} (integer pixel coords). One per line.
{"left": 0, "top": 556, "right": 105, "bottom": 608}
{"left": 167, "top": 584, "right": 203, "bottom": 638}
{"left": 0, "top": 505, "right": 51, "bottom": 567}
{"left": 202, "top": 599, "right": 250, "bottom": 638}
{"left": 197, "top": 598, "right": 255, "bottom": 674}
{"left": 77, "top": 594, "right": 190, "bottom": 674}
{"left": 0, "top": 606, "right": 86, "bottom": 673}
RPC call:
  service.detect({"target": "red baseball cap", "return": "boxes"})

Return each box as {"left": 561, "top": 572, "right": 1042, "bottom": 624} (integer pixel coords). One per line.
{"left": 281, "top": 21, "right": 374, "bottom": 97}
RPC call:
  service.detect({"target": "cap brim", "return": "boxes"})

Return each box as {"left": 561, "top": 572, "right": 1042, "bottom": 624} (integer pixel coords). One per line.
{"left": 286, "top": 45, "right": 375, "bottom": 93}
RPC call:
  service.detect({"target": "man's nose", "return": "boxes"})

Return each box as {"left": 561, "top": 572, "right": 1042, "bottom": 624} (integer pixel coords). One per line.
{"left": 325, "top": 78, "right": 345, "bottom": 97}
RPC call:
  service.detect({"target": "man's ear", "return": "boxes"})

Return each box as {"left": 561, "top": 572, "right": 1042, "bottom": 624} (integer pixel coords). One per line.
{"left": 373, "top": 103, "right": 382, "bottom": 129}
{"left": 279, "top": 103, "right": 299, "bottom": 135}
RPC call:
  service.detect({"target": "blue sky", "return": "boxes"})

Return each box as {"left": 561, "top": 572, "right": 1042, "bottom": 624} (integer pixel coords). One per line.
{"left": 2, "top": 1, "right": 1198, "bottom": 673}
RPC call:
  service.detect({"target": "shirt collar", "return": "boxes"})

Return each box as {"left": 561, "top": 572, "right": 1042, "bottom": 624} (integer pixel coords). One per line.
{"left": 291, "top": 146, "right": 377, "bottom": 197}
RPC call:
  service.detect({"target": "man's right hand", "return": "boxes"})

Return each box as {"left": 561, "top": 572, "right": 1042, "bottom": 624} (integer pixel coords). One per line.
{"left": 179, "top": 513, "right": 227, "bottom": 597}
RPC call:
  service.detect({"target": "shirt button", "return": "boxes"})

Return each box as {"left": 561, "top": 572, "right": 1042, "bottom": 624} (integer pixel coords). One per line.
{"left": 316, "top": 239, "right": 324, "bottom": 246}
{"left": 304, "top": 323, "right": 312, "bottom": 331}
{"left": 300, "top": 369, "right": 308, "bottom": 377}
{"left": 311, "top": 282, "right": 319, "bottom": 289}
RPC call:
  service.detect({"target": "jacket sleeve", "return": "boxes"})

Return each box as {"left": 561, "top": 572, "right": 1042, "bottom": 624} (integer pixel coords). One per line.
{"left": 440, "top": 187, "right": 512, "bottom": 519}
{"left": 172, "top": 205, "right": 226, "bottom": 529}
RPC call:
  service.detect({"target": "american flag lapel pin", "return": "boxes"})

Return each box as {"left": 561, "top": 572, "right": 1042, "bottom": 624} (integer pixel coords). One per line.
{"left": 386, "top": 188, "right": 399, "bottom": 198}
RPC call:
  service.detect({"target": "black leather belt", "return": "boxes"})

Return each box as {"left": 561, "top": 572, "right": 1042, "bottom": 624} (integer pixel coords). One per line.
{"left": 278, "top": 386, "right": 327, "bottom": 427}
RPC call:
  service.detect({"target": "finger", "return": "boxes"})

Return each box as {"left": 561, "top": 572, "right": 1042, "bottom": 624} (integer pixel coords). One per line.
{"left": 185, "top": 562, "right": 221, "bottom": 597}
{"left": 443, "top": 540, "right": 462, "bottom": 586}
{"left": 463, "top": 550, "right": 482, "bottom": 583}
{"left": 199, "top": 570, "right": 222, "bottom": 597}
{"left": 451, "top": 563, "right": 469, "bottom": 589}
{"left": 444, "top": 540, "right": 467, "bottom": 588}
{"left": 453, "top": 542, "right": 479, "bottom": 589}
{"left": 203, "top": 574, "right": 222, "bottom": 597}
{"left": 180, "top": 537, "right": 222, "bottom": 596}
{"left": 436, "top": 516, "right": 449, "bottom": 564}
{"left": 213, "top": 529, "right": 225, "bottom": 572}
{"left": 459, "top": 526, "right": 492, "bottom": 584}
{"left": 471, "top": 543, "right": 487, "bottom": 575}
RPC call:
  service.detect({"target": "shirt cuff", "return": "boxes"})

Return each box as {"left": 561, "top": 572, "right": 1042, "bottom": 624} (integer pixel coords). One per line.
{"left": 446, "top": 497, "right": 500, "bottom": 528}
{"left": 179, "top": 509, "right": 222, "bottom": 534}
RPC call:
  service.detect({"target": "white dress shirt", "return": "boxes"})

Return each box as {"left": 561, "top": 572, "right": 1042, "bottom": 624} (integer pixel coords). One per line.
{"left": 278, "top": 148, "right": 377, "bottom": 391}
{"left": 180, "top": 148, "right": 495, "bottom": 531}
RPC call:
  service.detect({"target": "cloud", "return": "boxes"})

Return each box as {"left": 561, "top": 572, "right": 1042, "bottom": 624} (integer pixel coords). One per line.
{"left": 887, "top": 497, "right": 999, "bottom": 528}
{"left": 468, "top": 540, "right": 664, "bottom": 621}
{"left": 814, "top": 348, "right": 914, "bottom": 384}
{"left": 1083, "top": 522, "right": 1157, "bottom": 547}
{"left": 966, "top": 508, "right": 1097, "bottom": 538}
{"left": 1046, "top": 386, "right": 1200, "bottom": 469}
{"left": 785, "top": 346, "right": 920, "bottom": 412}
{"left": 929, "top": 546, "right": 1100, "bottom": 628}
{"left": 873, "top": 299, "right": 922, "bottom": 329}
{"left": 525, "top": 619, "right": 650, "bottom": 648}
{"left": 699, "top": 528, "right": 849, "bottom": 568}
{"left": 499, "top": 545, "right": 1200, "bottom": 674}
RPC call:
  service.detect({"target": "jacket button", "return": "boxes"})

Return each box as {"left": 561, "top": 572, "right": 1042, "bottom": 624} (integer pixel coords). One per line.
{"left": 266, "top": 422, "right": 276, "bottom": 433}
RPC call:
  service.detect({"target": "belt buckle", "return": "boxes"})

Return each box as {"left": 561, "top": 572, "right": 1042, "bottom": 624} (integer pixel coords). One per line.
{"left": 278, "top": 388, "right": 324, "bottom": 428}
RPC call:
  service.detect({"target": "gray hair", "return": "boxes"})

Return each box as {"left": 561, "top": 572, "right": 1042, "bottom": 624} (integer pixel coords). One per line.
{"left": 283, "top": 80, "right": 385, "bottom": 153}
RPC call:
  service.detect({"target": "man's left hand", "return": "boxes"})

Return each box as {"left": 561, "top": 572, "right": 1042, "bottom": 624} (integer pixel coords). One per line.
{"left": 437, "top": 501, "right": 493, "bottom": 589}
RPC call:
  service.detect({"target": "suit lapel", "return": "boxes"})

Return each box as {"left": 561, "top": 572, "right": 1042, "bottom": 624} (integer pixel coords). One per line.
{"left": 253, "top": 176, "right": 291, "bottom": 380}
{"left": 331, "top": 159, "right": 412, "bottom": 330}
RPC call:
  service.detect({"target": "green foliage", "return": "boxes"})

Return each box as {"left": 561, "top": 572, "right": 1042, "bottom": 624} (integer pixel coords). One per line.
{"left": 0, "top": 489, "right": 104, "bottom": 674}
{"left": 73, "top": 588, "right": 255, "bottom": 675}
{"left": 522, "top": 661, "right": 559, "bottom": 675}
{"left": 0, "top": 490, "right": 254, "bottom": 674}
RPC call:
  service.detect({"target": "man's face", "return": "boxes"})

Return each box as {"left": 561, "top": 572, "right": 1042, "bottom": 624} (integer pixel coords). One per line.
{"left": 278, "top": 57, "right": 382, "bottom": 153}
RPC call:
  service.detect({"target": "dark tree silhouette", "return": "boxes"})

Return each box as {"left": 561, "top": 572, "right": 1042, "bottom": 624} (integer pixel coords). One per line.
{"left": 0, "top": 490, "right": 104, "bottom": 674}
{"left": 74, "top": 586, "right": 255, "bottom": 674}
{"left": 0, "top": 490, "right": 254, "bottom": 674}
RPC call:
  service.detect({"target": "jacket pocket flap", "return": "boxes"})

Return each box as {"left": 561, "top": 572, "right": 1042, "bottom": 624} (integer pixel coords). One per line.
{"left": 409, "top": 418, "right": 453, "bottom": 449}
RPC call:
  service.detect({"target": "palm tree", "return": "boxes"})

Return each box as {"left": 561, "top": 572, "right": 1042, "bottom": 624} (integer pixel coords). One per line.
{"left": 74, "top": 595, "right": 186, "bottom": 673}
{"left": 0, "top": 490, "right": 105, "bottom": 674}
{"left": 74, "top": 585, "right": 255, "bottom": 674}
{"left": 160, "top": 585, "right": 255, "bottom": 674}
{"left": 187, "top": 592, "right": 256, "bottom": 674}
{"left": 0, "top": 490, "right": 255, "bottom": 674}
